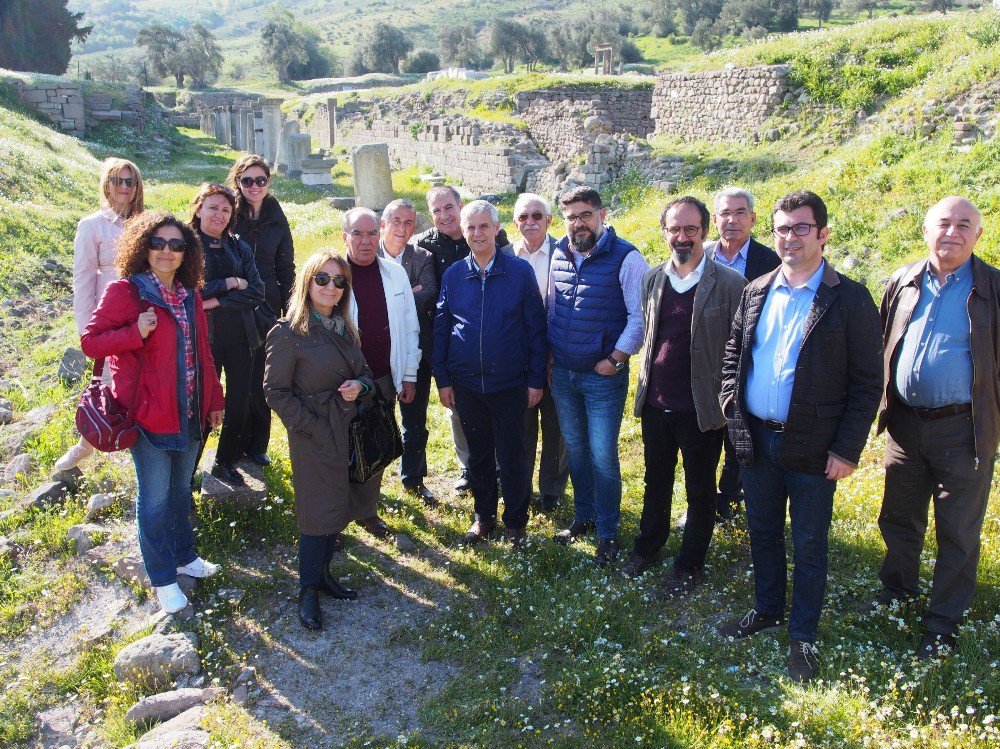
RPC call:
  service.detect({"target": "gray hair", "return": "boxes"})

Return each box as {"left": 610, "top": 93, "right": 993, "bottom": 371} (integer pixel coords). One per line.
{"left": 460, "top": 199, "right": 499, "bottom": 226}
{"left": 426, "top": 184, "right": 461, "bottom": 206}
{"left": 513, "top": 192, "right": 552, "bottom": 218}
{"left": 342, "top": 206, "right": 378, "bottom": 232}
{"left": 383, "top": 198, "right": 416, "bottom": 217}
{"left": 713, "top": 186, "right": 756, "bottom": 213}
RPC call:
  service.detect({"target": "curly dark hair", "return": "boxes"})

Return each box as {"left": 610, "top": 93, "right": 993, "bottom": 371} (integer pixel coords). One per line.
{"left": 188, "top": 182, "right": 237, "bottom": 236}
{"left": 115, "top": 210, "right": 205, "bottom": 289}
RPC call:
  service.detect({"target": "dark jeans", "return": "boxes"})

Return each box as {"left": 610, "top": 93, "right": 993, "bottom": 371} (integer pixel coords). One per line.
{"left": 212, "top": 340, "right": 255, "bottom": 465}
{"left": 524, "top": 388, "right": 568, "bottom": 496}
{"left": 241, "top": 345, "right": 271, "bottom": 456}
{"left": 718, "top": 431, "right": 742, "bottom": 501}
{"left": 879, "top": 408, "right": 993, "bottom": 635}
{"left": 453, "top": 384, "right": 530, "bottom": 530}
{"left": 299, "top": 533, "right": 339, "bottom": 587}
{"left": 742, "top": 418, "right": 836, "bottom": 643}
{"left": 399, "top": 357, "right": 432, "bottom": 487}
{"left": 633, "top": 407, "right": 724, "bottom": 571}
{"left": 131, "top": 428, "right": 202, "bottom": 587}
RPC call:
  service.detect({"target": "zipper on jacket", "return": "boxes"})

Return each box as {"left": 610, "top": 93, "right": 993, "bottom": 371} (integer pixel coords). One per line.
{"left": 967, "top": 288, "right": 980, "bottom": 470}
{"left": 479, "top": 269, "right": 487, "bottom": 393}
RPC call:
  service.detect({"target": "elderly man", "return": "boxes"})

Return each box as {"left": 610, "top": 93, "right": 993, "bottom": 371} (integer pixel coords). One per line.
{"left": 719, "top": 191, "right": 882, "bottom": 683}
{"left": 512, "top": 192, "right": 568, "bottom": 513}
{"left": 343, "top": 207, "right": 420, "bottom": 538}
{"left": 433, "top": 200, "right": 547, "bottom": 546}
{"left": 378, "top": 199, "right": 439, "bottom": 507}
{"left": 863, "top": 196, "right": 1000, "bottom": 660}
{"left": 548, "top": 186, "right": 650, "bottom": 565}
{"left": 622, "top": 197, "right": 746, "bottom": 591}
{"left": 706, "top": 187, "right": 780, "bottom": 521}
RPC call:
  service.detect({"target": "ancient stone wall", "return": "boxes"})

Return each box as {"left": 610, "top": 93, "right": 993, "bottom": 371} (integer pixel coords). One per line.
{"left": 13, "top": 82, "right": 86, "bottom": 138}
{"left": 515, "top": 88, "right": 653, "bottom": 150}
{"left": 652, "top": 65, "right": 791, "bottom": 141}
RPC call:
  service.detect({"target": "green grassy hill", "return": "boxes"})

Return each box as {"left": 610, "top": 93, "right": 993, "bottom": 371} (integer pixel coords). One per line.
{"left": 2, "top": 10, "right": 1000, "bottom": 748}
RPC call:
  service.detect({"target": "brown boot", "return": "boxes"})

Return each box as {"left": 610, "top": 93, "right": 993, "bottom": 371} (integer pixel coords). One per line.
{"left": 463, "top": 514, "right": 496, "bottom": 544}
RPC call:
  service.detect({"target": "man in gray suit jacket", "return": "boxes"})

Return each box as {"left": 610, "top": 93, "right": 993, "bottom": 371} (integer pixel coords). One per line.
{"left": 621, "top": 196, "right": 746, "bottom": 593}
{"left": 379, "top": 199, "right": 439, "bottom": 506}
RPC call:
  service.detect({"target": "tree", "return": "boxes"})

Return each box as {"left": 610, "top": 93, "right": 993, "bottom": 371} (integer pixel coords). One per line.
{"left": 690, "top": 18, "right": 722, "bottom": 51}
{"left": 0, "top": 0, "right": 91, "bottom": 75}
{"left": 927, "top": 0, "right": 953, "bottom": 13}
{"left": 359, "top": 22, "right": 413, "bottom": 74}
{"left": 518, "top": 28, "right": 548, "bottom": 72}
{"left": 642, "top": 0, "right": 678, "bottom": 37}
{"left": 674, "top": 0, "right": 725, "bottom": 34}
{"left": 402, "top": 50, "right": 440, "bottom": 74}
{"left": 135, "top": 23, "right": 188, "bottom": 87}
{"left": 258, "top": 7, "right": 309, "bottom": 83}
{"left": 439, "top": 23, "right": 484, "bottom": 68}
{"left": 487, "top": 19, "right": 525, "bottom": 74}
{"left": 802, "top": 0, "right": 838, "bottom": 29}
{"left": 853, "top": 0, "right": 886, "bottom": 20}
{"left": 91, "top": 53, "right": 139, "bottom": 84}
{"left": 181, "top": 23, "right": 223, "bottom": 88}
{"left": 545, "top": 8, "right": 642, "bottom": 70}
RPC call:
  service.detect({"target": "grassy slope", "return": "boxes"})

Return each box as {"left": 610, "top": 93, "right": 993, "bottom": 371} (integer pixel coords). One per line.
{"left": 3, "top": 11, "right": 1000, "bottom": 747}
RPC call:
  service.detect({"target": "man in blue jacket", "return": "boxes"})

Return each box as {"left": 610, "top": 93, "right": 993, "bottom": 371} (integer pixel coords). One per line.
{"left": 433, "top": 200, "right": 548, "bottom": 546}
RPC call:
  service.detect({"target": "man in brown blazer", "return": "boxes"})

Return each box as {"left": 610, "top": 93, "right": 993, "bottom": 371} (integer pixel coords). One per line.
{"left": 621, "top": 196, "right": 746, "bottom": 593}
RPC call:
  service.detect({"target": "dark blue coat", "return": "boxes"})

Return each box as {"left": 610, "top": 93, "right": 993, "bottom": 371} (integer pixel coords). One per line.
{"left": 433, "top": 250, "right": 548, "bottom": 393}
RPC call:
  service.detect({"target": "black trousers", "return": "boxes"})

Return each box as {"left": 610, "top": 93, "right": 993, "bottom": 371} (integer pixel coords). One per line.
{"left": 878, "top": 408, "right": 994, "bottom": 635}
{"left": 524, "top": 388, "right": 569, "bottom": 496}
{"left": 299, "top": 533, "right": 339, "bottom": 586}
{"left": 633, "top": 406, "right": 724, "bottom": 571}
{"left": 718, "top": 431, "right": 742, "bottom": 501}
{"left": 212, "top": 340, "right": 255, "bottom": 465}
{"left": 241, "top": 345, "right": 271, "bottom": 457}
{"left": 399, "top": 357, "right": 432, "bottom": 487}
{"left": 454, "top": 384, "right": 530, "bottom": 531}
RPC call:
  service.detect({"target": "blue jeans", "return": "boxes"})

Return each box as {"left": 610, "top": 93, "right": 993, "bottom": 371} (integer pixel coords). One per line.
{"left": 549, "top": 363, "right": 629, "bottom": 539}
{"left": 741, "top": 419, "right": 836, "bottom": 642}
{"left": 131, "top": 428, "right": 202, "bottom": 587}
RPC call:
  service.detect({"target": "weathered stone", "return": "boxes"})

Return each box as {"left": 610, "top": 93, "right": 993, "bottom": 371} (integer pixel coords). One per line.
{"left": 67, "top": 523, "right": 110, "bottom": 554}
{"left": 126, "top": 706, "right": 208, "bottom": 749}
{"left": 351, "top": 143, "right": 394, "bottom": 211}
{"left": 275, "top": 120, "right": 300, "bottom": 172}
{"left": 37, "top": 704, "right": 78, "bottom": 744}
{"left": 85, "top": 492, "right": 116, "bottom": 520}
{"left": 0, "top": 535, "right": 19, "bottom": 564}
{"left": 324, "top": 196, "right": 357, "bottom": 210}
{"left": 124, "top": 687, "right": 223, "bottom": 725}
{"left": 29, "top": 480, "right": 69, "bottom": 509}
{"left": 3, "top": 453, "right": 33, "bottom": 483}
{"left": 199, "top": 450, "right": 267, "bottom": 509}
{"left": 113, "top": 632, "right": 201, "bottom": 688}
{"left": 285, "top": 133, "right": 313, "bottom": 178}
{"left": 395, "top": 532, "right": 419, "bottom": 554}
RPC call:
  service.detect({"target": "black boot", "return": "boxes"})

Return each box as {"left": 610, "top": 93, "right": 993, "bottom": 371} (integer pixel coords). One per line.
{"left": 298, "top": 585, "right": 322, "bottom": 630}
{"left": 320, "top": 565, "right": 358, "bottom": 600}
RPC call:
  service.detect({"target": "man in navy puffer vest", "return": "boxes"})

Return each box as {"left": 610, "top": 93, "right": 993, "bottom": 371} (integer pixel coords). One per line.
{"left": 548, "top": 186, "right": 649, "bottom": 565}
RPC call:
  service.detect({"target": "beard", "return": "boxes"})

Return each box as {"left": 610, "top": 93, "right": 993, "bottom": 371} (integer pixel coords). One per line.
{"left": 569, "top": 227, "right": 597, "bottom": 254}
{"left": 671, "top": 242, "right": 694, "bottom": 266}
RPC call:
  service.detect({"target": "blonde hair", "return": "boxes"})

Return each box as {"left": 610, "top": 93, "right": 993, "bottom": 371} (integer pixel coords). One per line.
{"left": 286, "top": 251, "right": 359, "bottom": 344}
{"left": 99, "top": 157, "right": 144, "bottom": 217}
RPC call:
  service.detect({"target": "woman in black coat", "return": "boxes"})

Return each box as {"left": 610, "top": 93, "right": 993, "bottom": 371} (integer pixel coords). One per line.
{"left": 228, "top": 155, "right": 296, "bottom": 466}
{"left": 188, "top": 182, "right": 265, "bottom": 486}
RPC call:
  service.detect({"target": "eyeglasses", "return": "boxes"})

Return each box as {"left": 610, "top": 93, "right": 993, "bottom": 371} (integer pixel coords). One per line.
{"left": 562, "top": 210, "right": 595, "bottom": 224}
{"left": 773, "top": 223, "right": 819, "bottom": 238}
{"left": 313, "top": 272, "right": 347, "bottom": 288}
{"left": 664, "top": 225, "right": 702, "bottom": 238}
{"left": 517, "top": 211, "right": 546, "bottom": 222}
{"left": 111, "top": 176, "right": 135, "bottom": 188}
{"left": 149, "top": 237, "right": 186, "bottom": 253}
{"left": 240, "top": 175, "right": 269, "bottom": 188}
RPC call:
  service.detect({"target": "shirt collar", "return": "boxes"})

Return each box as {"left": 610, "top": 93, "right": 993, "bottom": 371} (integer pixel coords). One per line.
{"left": 667, "top": 252, "right": 707, "bottom": 282}
{"left": 926, "top": 256, "right": 973, "bottom": 285}
{"left": 774, "top": 260, "right": 826, "bottom": 292}
{"left": 99, "top": 207, "right": 126, "bottom": 225}
{"left": 515, "top": 235, "right": 550, "bottom": 258}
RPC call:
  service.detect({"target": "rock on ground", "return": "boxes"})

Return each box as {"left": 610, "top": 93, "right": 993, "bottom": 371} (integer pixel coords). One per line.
{"left": 126, "top": 706, "right": 208, "bottom": 749}
{"left": 125, "top": 687, "right": 224, "bottom": 724}
{"left": 67, "top": 523, "right": 110, "bottom": 554}
{"left": 113, "top": 632, "right": 201, "bottom": 689}
{"left": 198, "top": 449, "right": 267, "bottom": 509}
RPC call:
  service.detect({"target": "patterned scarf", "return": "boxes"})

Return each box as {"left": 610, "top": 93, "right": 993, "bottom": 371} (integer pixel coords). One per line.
{"left": 145, "top": 270, "right": 196, "bottom": 415}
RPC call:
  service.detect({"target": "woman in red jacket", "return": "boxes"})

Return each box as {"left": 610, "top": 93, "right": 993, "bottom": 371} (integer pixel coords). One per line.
{"left": 82, "top": 211, "right": 225, "bottom": 614}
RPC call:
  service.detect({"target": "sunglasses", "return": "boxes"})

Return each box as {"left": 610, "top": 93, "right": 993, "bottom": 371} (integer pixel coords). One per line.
{"left": 517, "top": 211, "right": 546, "bottom": 222}
{"left": 313, "top": 272, "right": 347, "bottom": 288}
{"left": 111, "top": 176, "right": 135, "bottom": 188}
{"left": 239, "top": 175, "right": 269, "bottom": 188}
{"left": 149, "top": 237, "right": 187, "bottom": 252}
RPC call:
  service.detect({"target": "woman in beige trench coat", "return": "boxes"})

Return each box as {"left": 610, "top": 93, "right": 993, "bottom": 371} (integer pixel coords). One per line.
{"left": 264, "top": 251, "right": 375, "bottom": 631}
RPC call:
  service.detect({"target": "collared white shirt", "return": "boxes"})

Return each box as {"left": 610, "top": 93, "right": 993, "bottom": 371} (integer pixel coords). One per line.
{"left": 514, "top": 235, "right": 552, "bottom": 301}
{"left": 666, "top": 252, "right": 707, "bottom": 294}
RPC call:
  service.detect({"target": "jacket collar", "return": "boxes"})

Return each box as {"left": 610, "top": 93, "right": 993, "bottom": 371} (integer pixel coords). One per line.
{"left": 464, "top": 247, "right": 506, "bottom": 277}
{"left": 903, "top": 255, "right": 991, "bottom": 298}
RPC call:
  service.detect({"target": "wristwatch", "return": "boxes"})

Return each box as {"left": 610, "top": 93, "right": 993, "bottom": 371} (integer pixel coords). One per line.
{"left": 607, "top": 355, "right": 625, "bottom": 373}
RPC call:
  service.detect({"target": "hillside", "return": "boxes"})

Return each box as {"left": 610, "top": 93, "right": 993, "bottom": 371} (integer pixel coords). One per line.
{"left": 2, "top": 10, "right": 1000, "bottom": 749}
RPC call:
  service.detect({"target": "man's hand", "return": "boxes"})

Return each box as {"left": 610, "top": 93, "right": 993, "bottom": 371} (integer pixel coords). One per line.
{"left": 399, "top": 381, "right": 416, "bottom": 404}
{"left": 527, "top": 387, "right": 543, "bottom": 408}
{"left": 825, "top": 454, "right": 856, "bottom": 481}
{"left": 412, "top": 284, "right": 423, "bottom": 293}
{"left": 208, "top": 410, "right": 224, "bottom": 429}
{"left": 438, "top": 386, "right": 455, "bottom": 409}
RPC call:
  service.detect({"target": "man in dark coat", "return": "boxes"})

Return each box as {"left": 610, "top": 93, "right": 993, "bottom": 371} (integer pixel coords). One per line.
{"left": 718, "top": 190, "right": 883, "bottom": 684}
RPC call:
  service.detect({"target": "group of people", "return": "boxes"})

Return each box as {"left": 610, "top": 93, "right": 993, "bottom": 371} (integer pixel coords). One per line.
{"left": 63, "top": 158, "right": 999, "bottom": 685}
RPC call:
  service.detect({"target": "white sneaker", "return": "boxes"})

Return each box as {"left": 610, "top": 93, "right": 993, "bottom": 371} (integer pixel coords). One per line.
{"left": 54, "top": 441, "right": 95, "bottom": 471}
{"left": 176, "top": 556, "right": 220, "bottom": 578}
{"left": 154, "top": 583, "right": 189, "bottom": 614}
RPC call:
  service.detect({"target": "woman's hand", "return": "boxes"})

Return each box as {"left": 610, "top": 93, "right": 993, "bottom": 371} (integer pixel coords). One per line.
{"left": 202, "top": 297, "right": 221, "bottom": 310}
{"left": 338, "top": 379, "right": 363, "bottom": 402}
{"left": 226, "top": 277, "right": 248, "bottom": 291}
{"left": 137, "top": 307, "right": 157, "bottom": 339}
{"left": 208, "top": 410, "right": 224, "bottom": 429}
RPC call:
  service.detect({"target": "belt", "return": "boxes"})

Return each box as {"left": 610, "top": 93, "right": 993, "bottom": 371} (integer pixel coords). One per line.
{"left": 750, "top": 414, "right": 784, "bottom": 432}
{"left": 896, "top": 401, "right": 971, "bottom": 422}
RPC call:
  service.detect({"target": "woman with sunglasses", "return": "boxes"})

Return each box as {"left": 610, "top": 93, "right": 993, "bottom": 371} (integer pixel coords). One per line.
{"left": 227, "top": 155, "right": 296, "bottom": 467}
{"left": 264, "top": 252, "right": 372, "bottom": 631}
{"left": 56, "top": 158, "right": 145, "bottom": 472}
{"left": 189, "top": 183, "right": 265, "bottom": 486}
{"left": 81, "top": 211, "right": 225, "bottom": 614}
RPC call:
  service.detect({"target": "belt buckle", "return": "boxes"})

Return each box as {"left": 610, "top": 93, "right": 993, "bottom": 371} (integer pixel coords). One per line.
{"left": 762, "top": 418, "right": 784, "bottom": 432}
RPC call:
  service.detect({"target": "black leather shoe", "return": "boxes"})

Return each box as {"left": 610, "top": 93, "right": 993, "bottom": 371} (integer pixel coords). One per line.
{"left": 539, "top": 494, "right": 559, "bottom": 513}
{"left": 404, "top": 483, "right": 439, "bottom": 507}
{"left": 594, "top": 537, "right": 620, "bottom": 566}
{"left": 356, "top": 515, "right": 391, "bottom": 539}
{"left": 248, "top": 453, "right": 271, "bottom": 467}
{"left": 211, "top": 461, "right": 245, "bottom": 486}
{"left": 321, "top": 567, "right": 358, "bottom": 600}
{"left": 553, "top": 519, "right": 595, "bottom": 545}
{"left": 298, "top": 585, "right": 322, "bottom": 630}
{"left": 453, "top": 469, "right": 471, "bottom": 492}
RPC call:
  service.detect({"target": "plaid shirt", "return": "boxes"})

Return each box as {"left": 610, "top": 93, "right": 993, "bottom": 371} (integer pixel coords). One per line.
{"left": 146, "top": 270, "right": 196, "bottom": 415}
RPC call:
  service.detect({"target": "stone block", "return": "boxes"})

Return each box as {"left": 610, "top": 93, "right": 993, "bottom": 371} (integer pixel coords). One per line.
{"left": 113, "top": 632, "right": 201, "bottom": 689}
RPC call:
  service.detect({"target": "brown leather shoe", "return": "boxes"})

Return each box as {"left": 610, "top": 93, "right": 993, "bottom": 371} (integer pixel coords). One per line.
{"left": 621, "top": 552, "right": 656, "bottom": 578}
{"left": 356, "top": 515, "right": 391, "bottom": 539}
{"left": 463, "top": 515, "right": 496, "bottom": 544}
{"left": 507, "top": 527, "right": 528, "bottom": 549}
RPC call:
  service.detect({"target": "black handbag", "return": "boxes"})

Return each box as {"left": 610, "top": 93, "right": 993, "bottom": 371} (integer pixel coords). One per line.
{"left": 347, "top": 384, "right": 403, "bottom": 484}
{"left": 253, "top": 303, "right": 278, "bottom": 338}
